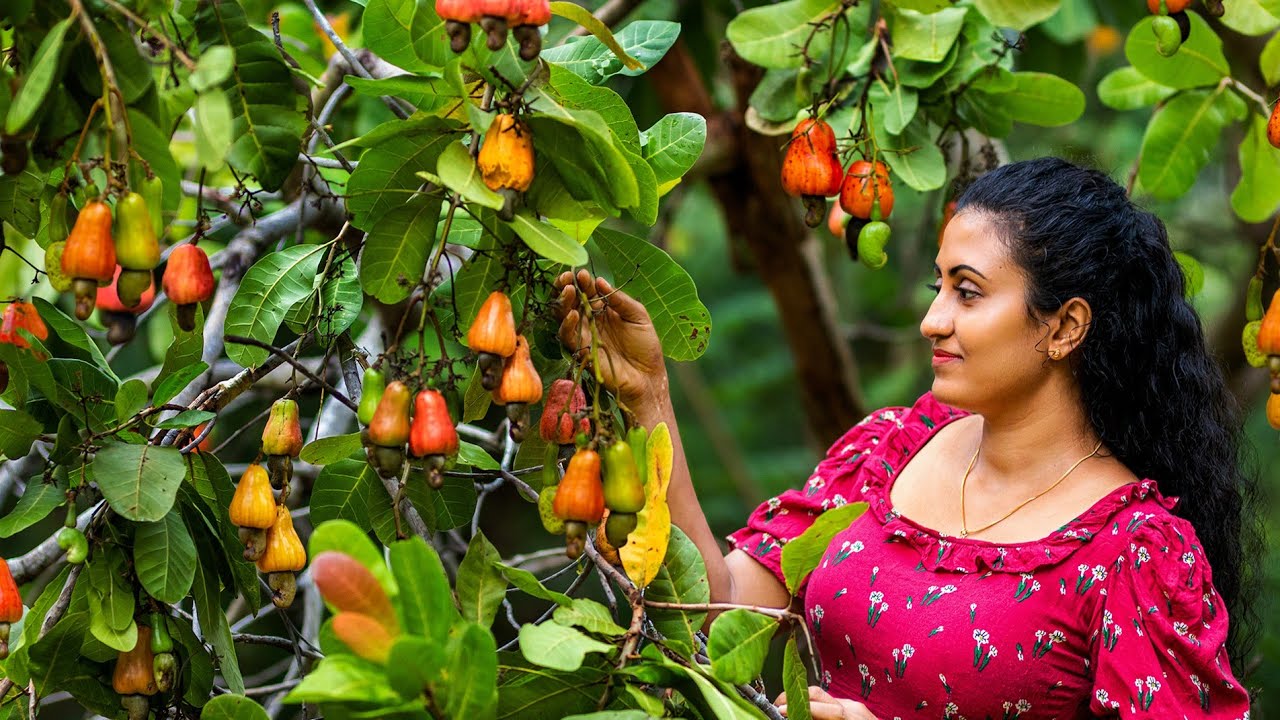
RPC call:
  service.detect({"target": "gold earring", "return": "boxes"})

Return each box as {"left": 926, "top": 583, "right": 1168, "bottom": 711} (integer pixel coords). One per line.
{"left": 1049, "top": 349, "right": 1062, "bottom": 360}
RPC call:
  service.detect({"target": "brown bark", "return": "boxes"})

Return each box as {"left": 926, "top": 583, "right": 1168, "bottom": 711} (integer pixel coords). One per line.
{"left": 647, "top": 40, "right": 865, "bottom": 446}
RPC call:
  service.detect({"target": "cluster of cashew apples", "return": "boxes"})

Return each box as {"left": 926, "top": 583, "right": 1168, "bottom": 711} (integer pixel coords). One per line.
{"left": 1257, "top": 288, "right": 1280, "bottom": 429}
{"left": 780, "top": 118, "right": 894, "bottom": 269}
{"left": 0, "top": 299, "right": 50, "bottom": 393}
{"left": 435, "top": 0, "right": 551, "bottom": 59}
{"left": 359, "top": 369, "right": 461, "bottom": 489}
{"left": 229, "top": 399, "right": 307, "bottom": 608}
{"left": 465, "top": 289, "right": 544, "bottom": 442}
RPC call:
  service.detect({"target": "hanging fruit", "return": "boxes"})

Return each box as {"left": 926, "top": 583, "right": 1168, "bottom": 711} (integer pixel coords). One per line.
{"left": 467, "top": 290, "right": 518, "bottom": 391}
{"left": 601, "top": 438, "right": 646, "bottom": 547}
{"left": 0, "top": 557, "right": 21, "bottom": 660}
{"left": 594, "top": 510, "right": 622, "bottom": 566}
{"left": 538, "top": 442, "right": 565, "bottom": 534}
{"left": 1268, "top": 393, "right": 1280, "bottom": 431}
{"left": 1258, "top": 289, "right": 1280, "bottom": 392}
{"left": 539, "top": 379, "right": 589, "bottom": 445}
{"left": 229, "top": 464, "right": 276, "bottom": 561}
{"left": 508, "top": 0, "right": 551, "bottom": 60}
{"left": 149, "top": 613, "right": 177, "bottom": 693}
{"left": 409, "top": 389, "right": 459, "bottom": 488}
{"left": 827, "top": 202, "right": 849, "bottom": 238}
{"left": 552, "top": 447, "right": 604, "bottom": 558}
{"left": 61, "top": 199, "right": 116, "bottom": 320}
{"left": 492, "top": 335, "right": 543, "bottom": 441}
{"left": 357, "top": 367, "right": 386, "bottom": 427}
{"left": 436, "top": 0, "right": 481, "bottom": 52}
{"left": 138, "top": 174, "right": 165, "bottom": 238}
{"left": 96, "top": 267, "right": 156, "bottom": 345}
{"left": 477, "top": 0, "right": 513, "bottom": 50}
{"left": 840, "top": 160, "right": 894, "bottom": 221}
{"left": 367, "top": 380, "right": 412, "bottom": 479}
{"left": 163, "top": 244, "right": 215, "bottom": 332}
{"left": 1269, "top": 100, "right": 1280, "bottom": 150}
{"left": 1147, "top": 0, "right": 1192, "bottom": 12}
{"left": 114, "top": 192, "right": 162, "bottom": 309}
{"left": 332, "top": 612, "right": 398, "bottom": 664}
{"left": 311, "top": 551, "right": 400, "bottom": 634}
{"left": 262, "top": 398, "right": 304, "bottom": 490}
{"left": 258, "top": 505, "right": 307, "bottom": 608}
{"left": 857, "top": 221, "right": 892, "bottom": 270}
{"left": 56, "top": 526, "right": 88, "bottom": 564}
{"left": 0, "top": 300, "right": 49, "bottom": 350}
{"left": 1151, "top": 14, "right": 1182, "bottom": 55}
{"left": 113, "top": 625, "right": 158, "bottom": 720}
{"left": 780, "top": 118, "right": 844, "bottom": 228}
{"left": 479, "top": 114, "right": 535, "bottom": 221}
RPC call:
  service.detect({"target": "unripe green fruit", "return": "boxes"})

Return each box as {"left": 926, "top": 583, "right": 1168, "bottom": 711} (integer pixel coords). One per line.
{"left": 857, "top": 221, "right": 891, "bottom": 270}
{"left": 57, "top": 526, "right": 88, "bottom": 564}
{"left": 605, "top": 511, "right": 637, "bottom": 548}
{"left": 1152, "top": 15, "right": 1182, "bottom": 56}
{"left": 602, "top": 440, "right": 646, "bottom": 514}
{"left": 1247, "top": 277, "right": 1264, "bottom": 322}
{"left": 357, "top": 368, "right": 385, "bottom": 426}
{"left": 539, "top": 485, "right": 565, "bottom": 534}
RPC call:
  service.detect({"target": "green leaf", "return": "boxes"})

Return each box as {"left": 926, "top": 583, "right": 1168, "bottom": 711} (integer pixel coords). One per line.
{"left": 1174, "top": 251, "right": 1204, "bottom": 299}
{"left": 435, "top": 141, "right": 505, "bottom": 210}
{"left": 726, "top": 0, "right": 845, "bottom": 70}
{"left": 33, "top": 298, "right": 115, "bottom": 378}
{"left": 1221, "top": 0, "right": 1280, "bottom": 35}
{"left": 1139, "top": 89, "right": 1246, "bottom": 200}
{"left": 302, "top": 433, "right": 364, "bottom": 465}
{"left": 0, "top": 477, "right": 63, "bottom": 538}
{"left": 224, "top": 244, "right": 327, "bottom": 367}
{"left": 73, "top": 17, "right": 152, "bottom": 102}
{"left": 512, "top": 211, "right": 588, "bottom": 266}
{"left": 1096, "top": 67, "right": 1177, "bottom": 111}
{"left": 781, "top": 502, "right": 868, "bottom": 594}
{"left": 890, "top": 6, "right": 967, "bottom": 62}
{"left": 390, "top": 535, "right": 458, "bottom": 643}
{"left": 444, "top": 622, "right": 500, "bottom": 719}
{"left": 1231, "top": 113, "right": 1280, "bottom": 223}
{"left": 456, "top": 531, "right": 507, "bottom": 628}
{"left": 542, "top": 21, "right": 681, "bottom": 84}
{"left": 285, "top": 255, "right": 363, "bottom": 341}
{"left": 47, "top": 358, "right": 119, "bottom": 431}
{"left": 1039, "top": 0, "right": 1097, "bottom": 44}
{"left": 115, "top": 379, "right": 149, "bottom": 424}
{"left": 0, "top": 168, "right": 41, "bottom": 237}
{"left": 310, "top": 459, "right": 376, "bottom": 531}
{"left": 0, "top": 408, "right": 42, "bottom": 458}
{"left": 496, "top": 563, "right": 573, "bottom": 606}
{"left": 345, "top": 74, "right": 464, "bottom": 114}
{"left": 548, "top": 2, "right": 646, "bottom": 72}
{"left": 201, "top": 694, "right": 269, "bottom": 720}
{"left": 458, "top": 440, "right": 500, "bottom": 470}
{"left": 1262, "top": 31, "right": 1280, "bottom": 86}
{"left": 646, "top": 527, "right": 709, "bottom": 656}
{"left": 1125, "top": 14, "right": 1229, "bottom": 89}
{"left": 284, "top": 655, "right": 402, "bottom": 705}
{"left": 782, "top": 633, "right": 812, "bottom": 720}
{"left": 359, "top": 194, "right": 445, "bottom": 304}
{"left": 134, "top": 510, "right": 198, "bottom": 603}
{"left": 193, "top": 0, "right": 308, "bottom": 190}
{"left": 362, "top": 0, "right": 430, "bottom": 72}
{"left": 5, "top": 17, "right": 73, "bottom": 134}
{"left": 971, "top": 0, "right": 1061, "bottom": 30}
{"left": 153, "top": 409, "right": 217, "bottom": 430}
{"left": 194, "top": 89, "right": 235, "bottom": 172}
{"left": 525, "top": 109, "right": 640, "bottom": 213}
{"left": 92, "top": 442, "right": 187, "bottom": 522}
{"left": 591, "top": 229, "right": 712, "bottom": 361}
{"left": 870, "top": 78, "right": 919, "bottom": 135}
{"left": 153, "top": 360, "right": 208, "bottom": 407}
{"left": 553, "top": 599, "right": 627, "bottom": 637}
{"left": 386, "top": 635, "right": 448, "bottom": 699}
{"left": 999, "top": 71, "right": 1085, "bottom": 127}
{"left": 640, "top": 113, "right": 707, "bottom": 194}
{"left": 565, "top": 713, "right": 651, "bottom": 720}
{"left": 518, "top": 622, "right": 615, "bottom": 672}
{"left": 87, "top": 548, "right": 138, "bottom": 651}
{"left": 707, "top": 609, "right": 778, "bottom": 684}
{"left": 884, "top": 116, "right": 946, "bottom": 191}
{"left": 193, "top": 554, "right": 243, "bottom": 693}
{"left": 497, "top": 652, "right": 609, "bottom": 718}
{"left": 191, "top": 45, "right": 236, "bottom": 92}
{"left": 346, "top": 117, "right": 457, "bottom": 230}
{"left": 408, "top": 2, "right": 453, "bottom": 70}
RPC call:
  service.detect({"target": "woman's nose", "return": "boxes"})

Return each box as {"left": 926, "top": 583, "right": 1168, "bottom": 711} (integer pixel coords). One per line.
{"left": 920, "top": 294, "right": 951, "bottom": 341}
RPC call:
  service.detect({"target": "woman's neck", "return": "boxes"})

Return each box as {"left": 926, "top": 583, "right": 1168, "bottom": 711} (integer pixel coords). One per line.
{"left": 966, "top": 383, "right": 1102, "bottom": 490}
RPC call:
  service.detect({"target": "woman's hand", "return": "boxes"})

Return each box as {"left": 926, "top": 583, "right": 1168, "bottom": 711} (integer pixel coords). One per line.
{"left": 551, "top": 269, "right": 666, "bottom": 407}
{"left": 775, "top": 687, "right": 880, "bottom": 720}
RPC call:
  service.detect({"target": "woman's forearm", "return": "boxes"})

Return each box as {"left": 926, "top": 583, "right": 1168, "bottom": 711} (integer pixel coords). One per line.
{"left": 627, "top": 375, "right": 737, "bottom": 607}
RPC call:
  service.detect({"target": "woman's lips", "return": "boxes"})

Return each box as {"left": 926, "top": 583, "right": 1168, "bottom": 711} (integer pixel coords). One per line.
{"left": 932, "top": 350, "right": 960, "bottom": 366}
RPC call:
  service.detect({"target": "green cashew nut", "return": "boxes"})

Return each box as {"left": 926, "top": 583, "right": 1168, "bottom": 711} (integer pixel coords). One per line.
{"left": 1152, "top": 16, "right": 1182, "bottom": 57}
{"left": 56, "top": 526, "right": 88, "bottom": 564}
{"left": 857, "top": 221, "right": 892, "bottom": 270}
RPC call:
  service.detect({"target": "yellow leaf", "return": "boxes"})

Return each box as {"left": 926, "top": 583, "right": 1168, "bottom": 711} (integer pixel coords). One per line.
{"left": 620, "top": 422, "right": 673, "bottom": 589}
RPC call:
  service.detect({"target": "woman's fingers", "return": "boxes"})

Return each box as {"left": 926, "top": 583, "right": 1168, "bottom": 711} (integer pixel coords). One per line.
{"left": 557, "top": 309, "right": 582, "bottom": 352}
{"left": 595, "top": 277, "right": 650, "bottom": 324}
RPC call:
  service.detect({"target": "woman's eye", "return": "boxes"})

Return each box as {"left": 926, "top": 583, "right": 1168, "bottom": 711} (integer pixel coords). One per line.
{"left": 956, "top": 288, "right": 978, "bottom": 300}
{"left": 924, "top": 282, "right": 941, "bottom": 294}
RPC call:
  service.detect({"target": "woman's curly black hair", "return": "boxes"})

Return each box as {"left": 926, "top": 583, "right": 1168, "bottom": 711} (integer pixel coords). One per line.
{"left": 956, "top": 156, "right": 1264, "bottom": 672}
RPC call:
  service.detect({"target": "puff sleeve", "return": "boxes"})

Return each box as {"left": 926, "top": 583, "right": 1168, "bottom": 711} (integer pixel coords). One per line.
{"left": 1088, "top": 515, "right": 1251, "bottom": 718}
{"left": 725, "top": 406, "right": 906, "bottom": 593}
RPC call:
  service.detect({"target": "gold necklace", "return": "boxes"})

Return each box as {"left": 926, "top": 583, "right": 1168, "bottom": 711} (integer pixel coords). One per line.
{"left": 959, "top": 437, "right": 1105, "bottom": 538}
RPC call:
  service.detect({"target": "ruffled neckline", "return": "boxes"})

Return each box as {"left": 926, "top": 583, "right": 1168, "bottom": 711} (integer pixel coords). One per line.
{"left": 858, "top": 393, "right": 1178, "bottom": 574}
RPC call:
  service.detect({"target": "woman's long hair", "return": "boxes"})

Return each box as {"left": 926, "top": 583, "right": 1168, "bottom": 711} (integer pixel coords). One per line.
{"left": 956, "top": 157, "right": 1263, "bottom": 670}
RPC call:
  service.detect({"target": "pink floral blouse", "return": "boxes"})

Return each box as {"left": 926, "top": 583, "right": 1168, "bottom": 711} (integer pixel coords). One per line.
{"left": 728, "top": 392, "right": 1251, "bottom": 719}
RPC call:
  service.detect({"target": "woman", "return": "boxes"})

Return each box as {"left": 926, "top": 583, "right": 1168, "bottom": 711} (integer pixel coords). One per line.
{"left": 552, "top": 158, "right": 1258, "bottom": 718}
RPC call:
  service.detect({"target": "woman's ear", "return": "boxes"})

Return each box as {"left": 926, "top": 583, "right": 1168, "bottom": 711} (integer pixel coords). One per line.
{"left": 1049, "top": 297, "right": 1093, "bottom": 357}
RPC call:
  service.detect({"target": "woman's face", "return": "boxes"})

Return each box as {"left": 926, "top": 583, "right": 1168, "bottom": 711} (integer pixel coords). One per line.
{"left": 920, "top": 210, "right": 1050, "bottom": 412}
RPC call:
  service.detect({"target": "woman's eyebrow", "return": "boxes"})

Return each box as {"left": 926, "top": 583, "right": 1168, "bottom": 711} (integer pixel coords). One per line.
{"left": 932, "top": 263, "right": 989, "bottom": 280}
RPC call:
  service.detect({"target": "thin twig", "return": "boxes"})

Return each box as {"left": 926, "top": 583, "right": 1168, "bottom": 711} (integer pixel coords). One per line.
{"left": 224, "top": 335, "right": 358, "bottom": 412}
